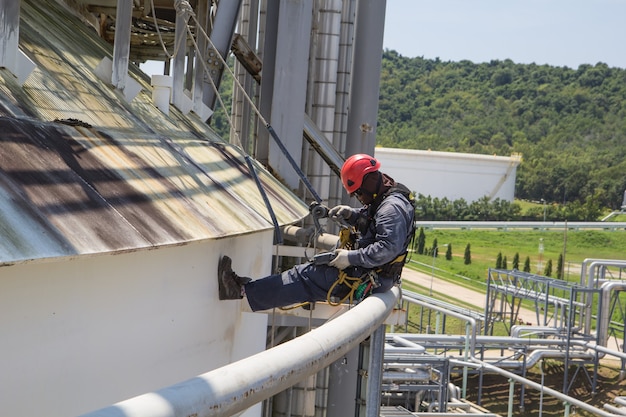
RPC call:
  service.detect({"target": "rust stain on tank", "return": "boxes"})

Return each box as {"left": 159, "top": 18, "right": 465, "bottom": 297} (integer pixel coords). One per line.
{"left": 0, "top": 0, "right": 309, "bottom": 264}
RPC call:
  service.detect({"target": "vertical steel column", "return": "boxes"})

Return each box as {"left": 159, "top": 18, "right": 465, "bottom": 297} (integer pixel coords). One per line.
{"left": 193, "top": 0, "right": 209, "bottom": 116}
{"left": 201, "top": 0, "right": 243, "bottom": 112}
{"left": 366, "top": 324, "right": 385, "bottom": 417}
{"left": 344, "top": 0, "right": 386, "bottom": 160}
{"left": 112, "top": 0, "right": 132, "bottom": 91}
{"left": 0, "top": 0, "right": 19, "bottom": 70}
{"left": 231, "top": 0, "right": 259, "bottom": 150}
{"left": 172, "top": 8, "right": 187, "bottom": 110}
{"left": 265, "top": 0, "right": 313, "bottom": 191}
{"left": 329, "top": 0, "right": 356, "bottom": 208}
{"left": 315, "top": 367, "right": 330, "bottom": 417}
{"left": 484, "top": 269, "right": 493, "bottom": 335}
{"left": 306, "top": 0, "right": 342, "bottom": 208}
{"left": 257, "top": 0, "right": 277, "bottom": 166}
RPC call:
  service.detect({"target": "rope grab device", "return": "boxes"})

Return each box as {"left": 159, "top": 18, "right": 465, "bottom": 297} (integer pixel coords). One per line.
{"left": 278, "top": 203, "right": 381, "bottom": 310}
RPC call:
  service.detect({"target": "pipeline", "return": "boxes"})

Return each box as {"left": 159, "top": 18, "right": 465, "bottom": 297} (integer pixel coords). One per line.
{"left": 595, "top": 265, "right": 626, "bottom": 343}
{"left": 581, "top": 259, "right": 626, "bottom": 336}
{"left": 282, "top": 225, "right": 340, "bottom": 251}
{"left": 450, "top": 358, "right": 624, "bottom": 417}
{"left": 387, "top": 332, "right": 626, "bottom": 368}
{"left": 392, "top": 291, "right": 626, "bottom": 416}
{"left": 79, "top": 287, "right": 400, "bottom": 417}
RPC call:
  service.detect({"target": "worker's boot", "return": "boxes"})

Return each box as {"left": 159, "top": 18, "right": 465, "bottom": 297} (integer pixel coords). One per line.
{"left": 218, "top": 255, "right": 251, "bottom": 300}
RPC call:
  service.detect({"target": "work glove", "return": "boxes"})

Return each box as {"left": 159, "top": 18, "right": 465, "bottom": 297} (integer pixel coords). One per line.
{"left": 329, "top": 249, "right": 351, "bottom": 270}
{"left": 328, "top": 205, "right": 352, "bottom": 220}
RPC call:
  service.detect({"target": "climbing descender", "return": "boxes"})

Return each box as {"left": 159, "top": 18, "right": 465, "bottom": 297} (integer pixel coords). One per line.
{"left": 309, "top": 201, "right": 329, "bottom": 235}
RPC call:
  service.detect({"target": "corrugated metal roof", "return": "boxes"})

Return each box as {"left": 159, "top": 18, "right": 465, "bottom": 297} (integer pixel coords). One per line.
{"left": 0, "top": 0, "right": 308, "bottom": 264}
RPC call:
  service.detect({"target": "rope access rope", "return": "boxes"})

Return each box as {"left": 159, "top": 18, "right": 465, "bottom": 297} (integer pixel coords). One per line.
{"left": 167, "top": 5, "right": 400, "bottom": 309}
{"left": 172, "top": 1, "right": 284, "bottom": 245}
{"left": 148, "top": 0, "right": 188, "bottom": 60}
{"left": 174, "top": 1, "right": 322, "bottom": 203}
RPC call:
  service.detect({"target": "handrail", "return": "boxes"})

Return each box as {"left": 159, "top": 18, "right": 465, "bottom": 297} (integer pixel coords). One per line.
{"left": 79, "top": 287, "right": 400, "bottom": 417}
{"left": 415, "top": 221, "right": 626, "bottom": 230}
{"left": 453, "top": 358, "right": 624, "bottom": 417}
{"left": 397, "top": 292, "right": 626, "bottom": 417}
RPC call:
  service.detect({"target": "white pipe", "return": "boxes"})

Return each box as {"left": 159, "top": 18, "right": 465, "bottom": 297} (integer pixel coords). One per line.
{"left": 79, "top": 287, "right": 400, "bottom": 417}
{"left": 583, "top": 260, "right": 626, "bottom": 335}
{"left": 282, "top": 225, "right": 339, "bottom": 250}
{"left": 384, "top": 347, "right": 427, "bottom": 355}
{"left": 415, "top": 222, "right": 626, "bottom": 231}
{"left": 598, "top": 281, "right": 626, "bottom": 346}
{"left": 412, "top": 414, "right": 499, "bottom": 417}
{"left": 386, "top": 333, "right": 592, "bottom": 370}
{"left": 386, "top": 332, "right": 626, "bottom": 364}
{"left": 510, "top": 325, "right": 563, "bottom": 338}
{"left": 586, "top": 260, "right": 626, "bottom": 289}
{"left": 524, "top": 349, "right": 592, "bottom": 369}
{"left": 391, "top": 294, "right": 626, "bottom": 415}
{"left": 429, "top": 399, "right": 471, "bottom": 412}
{"left": 382, "top": 372, "right": 430, "bottom": 382}
{"left": 580, "top": 258, "right": 626, "bottom": 286}
{"left": 604, "top": 404, "right": 626, "bottom": 416}
{"left": 400, "top": 294, "right": 477, "bottom": 354}
{"left": 449, "top": 358, "right": 624, "bottom": 417}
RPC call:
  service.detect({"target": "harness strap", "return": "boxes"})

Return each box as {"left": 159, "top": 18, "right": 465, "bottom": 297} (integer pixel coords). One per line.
{"left": 376, "top": 252, "right": 408, "bottom": 272}
{"left": 330, "top": 251, "right": 408, "bottom": 305}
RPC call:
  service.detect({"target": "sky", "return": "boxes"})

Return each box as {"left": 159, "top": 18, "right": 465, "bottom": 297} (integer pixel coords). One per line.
{"left": 383, "top": 0, "right": 626, "bottom": 69}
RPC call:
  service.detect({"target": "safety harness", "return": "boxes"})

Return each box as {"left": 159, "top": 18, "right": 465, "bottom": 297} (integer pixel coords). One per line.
{"left": 327, "top": 183, "right": 416, "bottom": 305}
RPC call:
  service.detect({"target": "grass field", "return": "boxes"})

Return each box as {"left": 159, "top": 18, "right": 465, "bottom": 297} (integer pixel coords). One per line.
{"left": 607, "top": 213, "right": 626, "bottom": 222}
{"left": 409, "top": 228, "right": 626, "bottom": 288}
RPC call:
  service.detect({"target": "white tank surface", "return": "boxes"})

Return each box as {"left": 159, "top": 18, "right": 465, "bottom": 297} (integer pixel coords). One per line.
{"left": 375, "top": 147, "right": 522, "bottom": 202}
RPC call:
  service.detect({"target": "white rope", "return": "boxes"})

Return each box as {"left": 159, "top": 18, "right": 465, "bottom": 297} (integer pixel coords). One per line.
{"left": 148, "top": 0, "right": 192, "bottom": 61}
{"left": 148, "top": 0, "right": 173, "bottom": 59}
{"left": 180, "top": 22, "right": 244, "bottom": 148}
{"left": 187, "top": 12, "right": 269, "bottom": 128}
{"left": 141, "top": 1, "right": 268, "bottom": 149}
{"left": 143, "top": 2, "right": 267, "bottom": 151}
{"left": 174, "top": 0, "right": 195, "bottom": 21}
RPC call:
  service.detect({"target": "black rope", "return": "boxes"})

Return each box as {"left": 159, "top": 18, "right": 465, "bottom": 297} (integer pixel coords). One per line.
{"left": 245, "top": 155, "right": 283, "bottom": 245}
{"left": 266, "top": 124, "right": 322, "bottom": 203}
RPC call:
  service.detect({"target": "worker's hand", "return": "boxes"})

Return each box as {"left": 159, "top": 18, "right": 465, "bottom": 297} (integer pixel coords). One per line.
{"left": 329, "top": 249, "right": 351, "bottom": 270}
{"left": 328, "top": 205, "right": 352, "bottom": 220}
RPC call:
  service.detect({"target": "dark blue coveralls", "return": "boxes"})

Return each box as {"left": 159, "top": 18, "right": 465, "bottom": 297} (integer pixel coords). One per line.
{"left": 244, "top": 188, "right": 415, "bottom": 312}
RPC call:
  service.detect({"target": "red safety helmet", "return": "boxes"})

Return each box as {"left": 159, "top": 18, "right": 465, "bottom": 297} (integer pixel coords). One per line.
{"left": 340, "top": 154, "right": 381, "bottom": 194}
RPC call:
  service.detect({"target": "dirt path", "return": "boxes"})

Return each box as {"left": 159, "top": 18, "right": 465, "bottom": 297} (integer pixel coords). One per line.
{"left": 400, "top": 267, "right": 623, "bottom": 354}
{"left": 400, "top": 267, "right": 538, "bottom": 323}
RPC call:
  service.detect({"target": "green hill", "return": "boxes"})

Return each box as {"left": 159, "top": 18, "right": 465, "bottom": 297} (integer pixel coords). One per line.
{"left": 377, "top": 50, "right": 626, "bottom": 209}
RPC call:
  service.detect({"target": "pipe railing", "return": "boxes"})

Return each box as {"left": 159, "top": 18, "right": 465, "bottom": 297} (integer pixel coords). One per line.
{"left": 582, "top": 260, "right": 626, "bottom": 336}
{"left": 452, "top": 358, "right": 624, "bottom": 417}
{"left": 79, "top": 287, "right": 400, "bottom": 417}
{"left": 396, "top": 291, "right": 626, "bottom": 417}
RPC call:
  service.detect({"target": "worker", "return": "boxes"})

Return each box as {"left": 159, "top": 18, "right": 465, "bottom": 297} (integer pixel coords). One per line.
{"left": 218, "top": 153, "right": 415, "bottom": 311}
